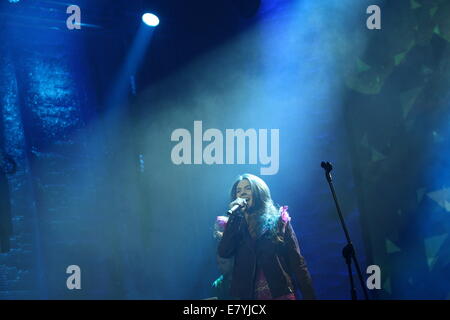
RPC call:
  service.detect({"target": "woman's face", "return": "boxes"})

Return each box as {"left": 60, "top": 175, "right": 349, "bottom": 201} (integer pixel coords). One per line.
{"left": 236, "top": 179, "right": 253, "bottom": 209}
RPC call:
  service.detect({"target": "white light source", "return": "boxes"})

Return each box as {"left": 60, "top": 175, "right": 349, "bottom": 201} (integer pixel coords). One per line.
{"left": 142, "top": 13, "right": 159, "bottom": 27}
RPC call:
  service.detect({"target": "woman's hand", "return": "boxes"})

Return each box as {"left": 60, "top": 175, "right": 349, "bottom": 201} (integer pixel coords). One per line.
{"left": 229, "top": 197, "right": 248, "bottom": 211}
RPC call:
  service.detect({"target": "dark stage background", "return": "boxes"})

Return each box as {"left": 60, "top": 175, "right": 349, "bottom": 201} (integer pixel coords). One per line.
{"left": 0, "top": 0, "right": 449, "bottom": 300}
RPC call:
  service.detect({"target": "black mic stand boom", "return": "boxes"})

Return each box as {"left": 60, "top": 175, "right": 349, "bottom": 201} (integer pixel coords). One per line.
{"left": 321, "top": 161, "right": 369, "bottom": 300}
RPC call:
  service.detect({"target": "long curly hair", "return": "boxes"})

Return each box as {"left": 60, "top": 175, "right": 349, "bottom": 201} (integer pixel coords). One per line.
{"left": 230, "top": 174, "right": 284, "bottom": 242}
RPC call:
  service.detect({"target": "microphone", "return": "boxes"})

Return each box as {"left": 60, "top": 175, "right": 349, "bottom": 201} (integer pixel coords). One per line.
{"left": 321, "top": 161, "right": 333, "bottom": 182}
{"left": 227, "top": 198, "right": 247, "bottom": 215}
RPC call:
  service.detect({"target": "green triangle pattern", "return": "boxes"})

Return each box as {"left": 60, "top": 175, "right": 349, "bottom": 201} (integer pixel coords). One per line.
{"left": 424, "top": 234, "right": 448, "bottom": 270}
{"left": 427, "top": 188, "right": 450, "bottom": 212}
{"left": 434, "top": 25, "right": 441, "bottom": 35}
{"left": 371, "top": 148, "right": 386, "bottom": 162}
{"left": 356, "top": 58, "right": 370, "bottom": 72}
{"left": 395, "top": 52, "right": 407, "bottom": 66}
{"left": 399, "top": 87, "right": 422, "bottom": 118}
{"left": 411, "top": 0, "right": 421, "bottom": 9}
{"left": 386, "top": 239, "right": 401, "bottom": 254}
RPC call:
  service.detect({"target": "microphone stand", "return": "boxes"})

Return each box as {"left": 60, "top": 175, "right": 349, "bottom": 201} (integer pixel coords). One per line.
{"left": 321, "top": 161, "right": 369, "bottom": 300}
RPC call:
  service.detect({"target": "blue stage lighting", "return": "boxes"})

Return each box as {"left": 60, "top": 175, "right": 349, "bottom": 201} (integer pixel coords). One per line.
{"left": 142, "top": 13, "right": 159, "bottom": 27}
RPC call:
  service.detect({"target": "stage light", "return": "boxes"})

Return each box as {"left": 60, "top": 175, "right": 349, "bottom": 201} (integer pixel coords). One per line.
{"left": 142, "top": 13, "right": 159, "bottom": 27}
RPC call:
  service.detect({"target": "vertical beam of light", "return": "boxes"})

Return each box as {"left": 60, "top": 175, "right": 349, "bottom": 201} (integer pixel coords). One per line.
{"left": 98, "top": 20, "right": 156, "bottom": 298}
{"left": 106, "top": 23, "right": 155, "bottom": 111}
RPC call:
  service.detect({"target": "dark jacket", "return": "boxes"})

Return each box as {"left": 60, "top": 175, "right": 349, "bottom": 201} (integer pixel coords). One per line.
{"left": 218, "top": 213, "right": 316, "bottom": 300}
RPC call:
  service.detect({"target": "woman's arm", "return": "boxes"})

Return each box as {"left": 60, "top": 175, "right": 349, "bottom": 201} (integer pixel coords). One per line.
{"left": 284, "top": 222, "right": 316, "bottom": 300}
{"left": 217, "top": 214, "right": 243, "bottom": 258}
